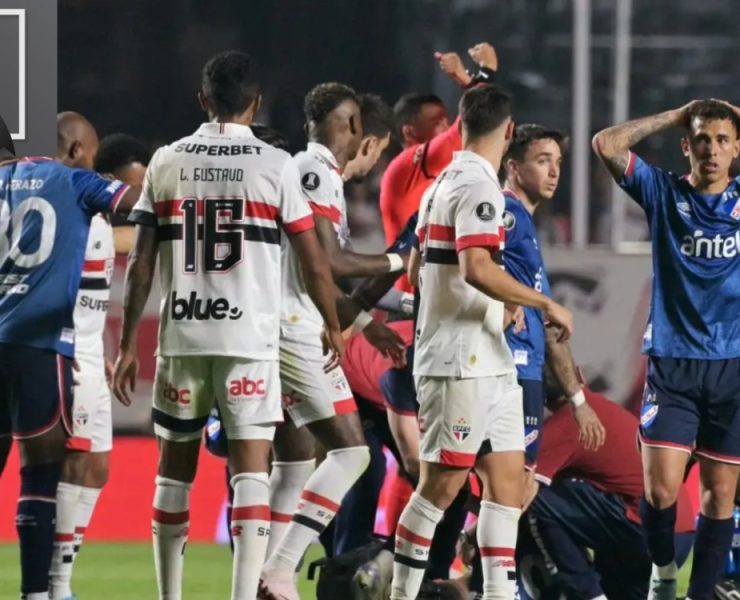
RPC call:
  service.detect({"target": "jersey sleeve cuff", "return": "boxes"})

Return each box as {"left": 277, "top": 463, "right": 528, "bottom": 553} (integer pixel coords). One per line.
{"left": 128, "top": 209, "right": 157, "bottom": 227}
{"left": 308, "top": 201, "right": 341, "bottom": 225}
{"left": 623, "top": 151, "right": 636, "bottom": 179}
{"left": 455, "top": 233, "right": 501, "bottom": 253}
{"left": 108, "top": 183, "right": 131, "bottom": 213}
{"left": 283, "top": 213, "right": 315, "bottom": 235}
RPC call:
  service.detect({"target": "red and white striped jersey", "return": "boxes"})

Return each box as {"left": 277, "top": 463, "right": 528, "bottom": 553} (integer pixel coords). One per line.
{"left": 414, "top": 150, "right": 515, "bottom": 378}
{"left": 74, "top": 214, "right": 115, "bottom": 374}
{"left": 281, "top": 142, "right": 347, "bottom": 332}
{"left": 129, "top": 122, "right": 314, "bottom": 359}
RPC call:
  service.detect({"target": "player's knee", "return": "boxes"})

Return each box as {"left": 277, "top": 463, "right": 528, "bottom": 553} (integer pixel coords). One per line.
{"left": 644, "top": 482, "right": 679, "bottom": 509}
{"left": 418, "top": 470, "right": 466, "bottom": 511}
{"left": 61, "top": 451, "right": 89, "bottom": 484}
{"left": 701, "top": 478, "right": 737, "bottom": 513}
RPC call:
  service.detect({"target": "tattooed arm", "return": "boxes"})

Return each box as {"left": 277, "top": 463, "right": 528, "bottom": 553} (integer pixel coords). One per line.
{"left": 592, "top": 101, "right": 697, "bottom": 181}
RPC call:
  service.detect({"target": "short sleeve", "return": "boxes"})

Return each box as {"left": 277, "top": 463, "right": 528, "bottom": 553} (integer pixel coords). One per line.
{"left": 501, "top": 199, "right": 525, "bottom": 248}
{"left": 279, "top": 158, "right": 315, "bottom": 235}
{"left": 70, "top": 169, "right": 130, "bottom": 216}
{"left": 298, "top": 159, "right": 339, "bottom": 225}
{"left": 387, "top": 212, "right": 418, "bottom": 254}
{"left": 454, "top": 181, "right": 504, "bottom": 253}
{"left": 618, "top": 151, "right": 665, "bottom": 212}
{"left": 128, "top": 152, "right": 158, "bottom": 227}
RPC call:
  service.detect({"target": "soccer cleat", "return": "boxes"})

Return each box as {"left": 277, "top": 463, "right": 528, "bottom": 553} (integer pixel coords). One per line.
{"left": 648, "top": 576, "right": 677, "bottom": 600}
{"left": 258, "top": 572, "right": 300, "bottom": 600}
{"left": 352, "top": 549, "right": 393, "bottom": 600}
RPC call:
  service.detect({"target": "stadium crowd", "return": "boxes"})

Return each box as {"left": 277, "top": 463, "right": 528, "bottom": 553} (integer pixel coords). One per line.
{"left": 2, "top": 39, "right": 740, "bottom": 600}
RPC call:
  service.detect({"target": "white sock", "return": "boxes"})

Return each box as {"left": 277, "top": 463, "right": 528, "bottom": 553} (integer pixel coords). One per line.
{"left": 390, "top": 492, "right": 444, "bottom": 600}
{"left": 230, "top": 472, "right": 271, "bottom": 600}
{"left": 653, "top": 560, "right": 678, "bottom": 580}
{"left": 73, "top": 486, "right": 101, "bottom": 554}
{"left": 264, "top": 446, "right": 369, "bottom": 575}
{"left": 50, "top": 482, "right": 83, "bottom": 600}
{"left": 266, "top": 459, "right": 315, "bottom": 560}
{"left": 24, "top": 593, "right": 51, "bottom": 600}
{"left": 152, "top": 476, "right": 191, "bottom": 600}
{"left": 478, "top": 501, "right": 521, "bottom": 600}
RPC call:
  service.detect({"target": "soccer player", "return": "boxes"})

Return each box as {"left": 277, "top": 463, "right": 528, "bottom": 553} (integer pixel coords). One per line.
{"left": 111, "top": 51, "right": 342, "bottom": 600}
{"left": 0, "top": 112, "right": 139, "bottom": 600}
{"left": 260, "top": 85, "right": 407, "bottom": 600}
{"left": 593, "top": 99, "right": 740, "bottom": 600}
{"left": 49, "top": 130, "right": 151, "bottom": 600}
{"left": 393, "top": 93, "right": 449, "bottom": 149}
{"left": 501, "top": 124, "right": 605, "bottom": 470}
{"left": 392, "top": 85, "right": 573, "bottom": 600}
{"left": 514, "top": 373, "right": 695, "bottom": 600}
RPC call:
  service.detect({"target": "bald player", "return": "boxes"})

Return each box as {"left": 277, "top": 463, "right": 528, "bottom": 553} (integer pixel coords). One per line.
{"left": 49, "top": 128, "right": 151, "bottom": 600}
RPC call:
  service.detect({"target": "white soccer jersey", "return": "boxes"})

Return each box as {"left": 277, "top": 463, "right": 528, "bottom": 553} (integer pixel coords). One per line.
{"left": 129, "top": 122, "right": 314, "bottom": 359}
{"left": 414, "top": 150, "right": 515, "bottom": 378}
{"left": 74, "top": 214, "right": 115, "bottom": 374}
{"left": 281, "top": 142, "right": 347, "bottom": 331}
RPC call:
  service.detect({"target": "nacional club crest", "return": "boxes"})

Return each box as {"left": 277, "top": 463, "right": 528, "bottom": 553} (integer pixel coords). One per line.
{"left": 731, "top": 198, "right": 740, "bottom": 220}
{"left": 452, "top": 418, "right": 471, "bottom": 442}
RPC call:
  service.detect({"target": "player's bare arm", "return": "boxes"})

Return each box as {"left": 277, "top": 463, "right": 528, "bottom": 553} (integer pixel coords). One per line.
{"left": 289, "top": 227, "right": 344, "bottom": 370}
{"left": 348, "top": 270, "right": 404, "bottom": 313}
{"left": 459, "top": 246, "right": 573, "bottom": 340}
{"left": 407, "top": 247, "right": 421, "bottom": 287}
{"left": 112, "top": 226, "right": 135, "bottom": 254}
{"left": 112, "top": 224, "right": 158, "bottom": 406}
{"left": 314, "top": 215, "right": 408, "bottom": 278}
{"left": 592, "top": 101, "right": 698, "bottom": 180}
{"left": 435, "top": 42, "right": 499, "bottom": 89}
{"left": 545, "top": 327, "right": 606, "bottom": 451}
{"left": 111, "top": 185, "right": 143, "bottom": 215}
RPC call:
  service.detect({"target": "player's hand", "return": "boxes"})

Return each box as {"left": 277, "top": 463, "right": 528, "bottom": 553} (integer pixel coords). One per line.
{"left": 321, "top": 327, "right": 344, "bottom": 373}
{"left": 522, "top": 474, "right": 540, "bottom": 512}
{"left": 543, "top": 300, "right": 573, "bottom": 342}
{"left": 669, "top": 100, "right": 701, "bottom": 126}
{"left": 712, "top": 99, "right": 740, "bottom": 120}
{"left": 468, "top": 42, "right": 498, "bottom": 71}
{"left": 573, "top": 401, "right": 607, "bottom": 451}
{"left": 456, "top": 523, "right": 477, "bottom": 567}
{"left": 434, "top": 51, "right": 472, "bottom": 87}
{"left": 504, "top": 304, "right": 526, "bottom": 333}
{"left": 112, "top": 350, "right": 139, "bottom": 406}
{"left": 363, "top": 320, "right": 407, "bottom": 368}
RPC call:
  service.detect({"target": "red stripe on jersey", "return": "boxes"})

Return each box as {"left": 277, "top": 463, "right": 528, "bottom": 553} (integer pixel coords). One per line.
{"left": 75, "top": 526, "right": 86, "bottom": 534}
{"left": 416, "top": 227, "right": 426, "bottom": 245}
{"left": 428, "top": 224, "right": 455, "bottom": 242}
{"left": 624, "top": 151, "right": 636, "bottom": 178}
{"left": 55, "top": 533, "right": 75, "bottom": 542}
{"left": 152, "top": 508, "right": 189, "bottom": 525}
{"left": 154, "top": 198, "right": 278, "bottom": 220}
{"left": 309, "top": 201, "right": 341, "bottom": 225}
{"left": 302, "top": 490, "right": 340, "bottom": 513}
{"left": 109, "top": 183, "right": 130, "bottom": 213}
{"left": 397, "top": 524, "right": 432, "bottom": 547}
{"left": 333, "top": 397, "right": 358, "bottom": 415}
{"left": 244, "top": 200, "right": 279, "bottom": 220}
{"left": 271, "top": 511, "right": 293, "bottom": 523}
{"left": 283, "top": 214, "right": 315, "bottom": 235}
{"left": 480, "top": 546, "right": 515, "bottom": 557}
{"left": 456, "top": 233, "right": 501, "bottom": 253}
{"left": 439, "top": 449, "right": 476, "bottom": 467}
{"left": 82, "top": 259, "right": 107, "bottom": 273}
{"left": 231, "top": 505, "right": 271, "bottom": 521}
{"left": 155, "top": 199, "right": 201, "bottom": 218}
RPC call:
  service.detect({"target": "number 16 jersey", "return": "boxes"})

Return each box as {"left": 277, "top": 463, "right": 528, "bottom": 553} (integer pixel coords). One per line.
{"left": 129, "top": 122, "right": 315, "bottom": 360}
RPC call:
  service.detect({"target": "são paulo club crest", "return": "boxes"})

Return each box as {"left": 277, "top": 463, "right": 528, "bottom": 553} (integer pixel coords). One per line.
{"left": 452, "top": 418, "right": 471, "bottom": 442}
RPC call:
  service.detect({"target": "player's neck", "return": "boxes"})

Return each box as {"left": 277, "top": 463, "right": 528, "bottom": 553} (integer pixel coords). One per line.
{"left": 504, "top": 180, "right": 538, "bottom": 215}
{"left": 309, "top": 134, "right": 348, "bottom": 170}
{"left": 688, "top": 171, "right": 731, "bottom": 195}
{"left": 464, "top": 138, "right": 504, "bottom": 174}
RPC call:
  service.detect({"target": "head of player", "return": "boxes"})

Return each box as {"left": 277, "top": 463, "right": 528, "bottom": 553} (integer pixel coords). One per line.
{"left": 251, "top": 123, "right": 289, "bottom": 151}
{"left": 459, "top": 84, "right": 514, "bottom": 169}
{"left": 393, "top": 92, "right": 449, "bottom": 147}
{"left": 94, "top": 133, "right": 151, "bottom": 187}
{"left": 343, "top": 93, "right": 394, "bottom": 182}
{"left": 504, "top": 124, "right": 567, "bottom": 209}
{"left": 57, "top": 111, "right": 99, "bottom": 169}
{"left": 198, "top": 50, "right": 261, "bottom": 126}
{"left": 681, "top": 99, "right": 740, "bottom": 187}
{"left": 304, "top": 82, "right": 363, "bottom": 169}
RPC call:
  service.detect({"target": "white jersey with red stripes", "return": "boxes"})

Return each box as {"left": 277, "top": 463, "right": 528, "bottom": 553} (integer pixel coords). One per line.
{"left": 73, "top": 214, "right": 115, "bottom": 374}
{"left": 129, "top": 122, "right": 315, "bottom": 359}
{"left": 281, "top": 142, "right": 347, "bottom": 332}
{"left": 414, "top": 150, "right": 515, "bottom": 378}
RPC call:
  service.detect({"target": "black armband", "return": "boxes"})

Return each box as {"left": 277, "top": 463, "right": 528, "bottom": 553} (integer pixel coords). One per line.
{"left": 466, "top": 67, "right": 497, "bottom": 88}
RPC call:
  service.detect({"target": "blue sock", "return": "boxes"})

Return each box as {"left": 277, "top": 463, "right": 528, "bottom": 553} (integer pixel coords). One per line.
{"left": 17, "top": 462, "right": 61, "bottom": 595}
{"left": 640, "top": 496, "right": 676, "bottom": 567}
{"left": 687, "top": 514, "right": 734, "bottom": 600}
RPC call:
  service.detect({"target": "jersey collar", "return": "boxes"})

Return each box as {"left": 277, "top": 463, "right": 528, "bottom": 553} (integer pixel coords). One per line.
{"left": 307, "top": 142, "right": 340, "bottom": 172}
{"left": 453, "top": 150, "right": 501, "bottom": 185}
{"left": 196, "top": 122, "right": 254, "bottom": 137}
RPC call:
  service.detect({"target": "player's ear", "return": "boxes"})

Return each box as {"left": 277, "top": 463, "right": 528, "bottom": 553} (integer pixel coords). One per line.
{"left": 505, "top": 157, "right": 518, "bottom": 178}
{"left": 504, "top": 119, "right": 515, "bottom": 142}
{"left": 197, "top": 92, "right": 208, "bottom": 114}
{"left": 362, "top": 136, "right": 374, "bottom": 157}
{"left": 401, "top": 124, "right": 415, "bottom": 145}
{"left": 69, "top": 140, "right": 82, "bottom": 162}
{"left": 253, "top": 94, "right": 263, "bottom": 115}
{"left": 680, "top": 136, "right": 690, "bottom": 158}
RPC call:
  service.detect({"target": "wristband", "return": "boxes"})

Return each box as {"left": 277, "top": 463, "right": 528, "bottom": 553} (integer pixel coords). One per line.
{"left": 386, "top": 253, "right": 404, "bottom": 272}
{"left": 352, "top": 310, "right": 373, "bottom": 332}
{"left": 466, "top": 66, "right": 497, "bottom": 88}
{"left": 568, "top": 389, "right": 586, "bottom": 408}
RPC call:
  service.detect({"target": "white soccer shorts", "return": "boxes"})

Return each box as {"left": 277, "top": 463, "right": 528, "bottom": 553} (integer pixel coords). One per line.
{"left": 67, "top": 375, "right": 113, "bottom": 453}
{"left": 416, "top": 371, "right": 524, "bottom": 467}
{"left": 279, "top": 332, "right": 357, "bottom": 428}
{"left": 152, "top": 356, "right": 281, "bottom": 442}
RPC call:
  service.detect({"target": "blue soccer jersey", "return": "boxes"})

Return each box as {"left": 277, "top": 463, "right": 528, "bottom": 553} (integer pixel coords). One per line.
{"left": 620, "top": 151, "right": 740, "bottom": 358}
{"left": 502, "top": 191, "right": 551, "bottom": 381}
{"left": 0, "top": 157, "right": 129, "bottom": 357}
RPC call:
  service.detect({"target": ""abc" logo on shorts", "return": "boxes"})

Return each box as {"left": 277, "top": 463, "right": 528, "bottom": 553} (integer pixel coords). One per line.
{"left": 229, "top": 378, "right": 265, "bottom": 397}
{"left": 162, "top": 383, "right": 191, "bottom": 405}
